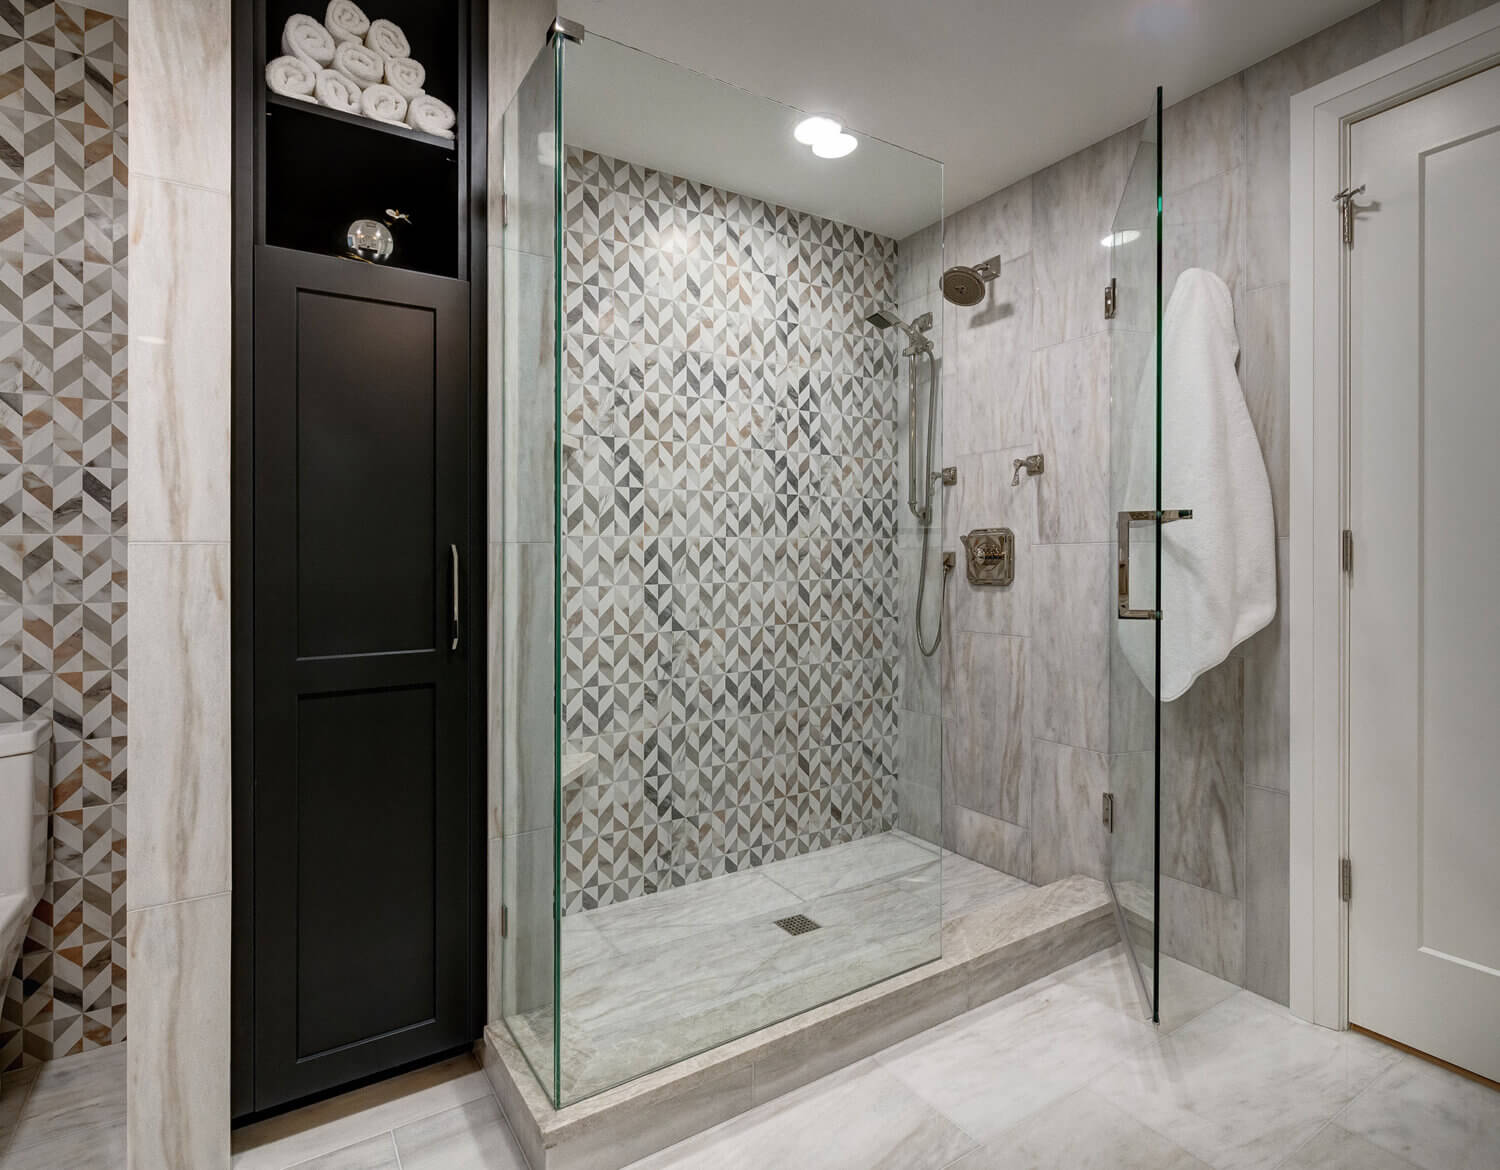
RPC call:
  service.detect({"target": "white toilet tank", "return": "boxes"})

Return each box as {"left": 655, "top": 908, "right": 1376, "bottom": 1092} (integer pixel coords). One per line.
{"left": 0, "top": 719, "right": 50, "bottom": 907}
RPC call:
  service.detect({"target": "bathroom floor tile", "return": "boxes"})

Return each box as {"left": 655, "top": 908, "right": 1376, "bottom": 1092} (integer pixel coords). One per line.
{"left": 2, "top": 1044, "right": 126, "bottom": 1164}
{"left": 942, "top": 1087, "right": 1211, "bottom": 1169}
{"left": 1054, "top": 941, "right": 1239, "bottom": 1032}
{"left": 1337, "top": 1056, "right": 1500, "bottom": 1170}
{"left": 230, "top": 1054, "right": 492, "bottom": 1170}
{"left": 1277, "top": 1122, "right": 1424, "bottom": 1170}
{"left": 391, "top": 1095, "right": 529, "bottom": 1170}
{"left": 1089, "top": 991, "right": 1401, "bottom": 1170}
{"left": 876, "top": 978, "right": 1156, "bottom": 1143}
{"left": 627, "top": 1060, "right": 977, "bottom": 1170}
{"left": 285, "top": 1132, "right": 401, "bottom": 1170}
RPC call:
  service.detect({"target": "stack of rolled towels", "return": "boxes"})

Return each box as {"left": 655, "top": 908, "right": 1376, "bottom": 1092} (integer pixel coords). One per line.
{"left": 265, "top": 2, "right": 458, "bottom": 140}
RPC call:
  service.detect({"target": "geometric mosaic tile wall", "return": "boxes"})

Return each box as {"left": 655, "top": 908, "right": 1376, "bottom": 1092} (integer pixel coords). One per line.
{"left": 558, "top": 148, "right": 902, "bottom": 912}
{"left": 0, "top": 1, "right": 127, "bottom": 1071}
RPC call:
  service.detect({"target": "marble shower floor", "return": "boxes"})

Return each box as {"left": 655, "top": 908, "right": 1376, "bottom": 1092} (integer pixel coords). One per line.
{"left": 508, "top": 830, "right": 1034, "bottom": 1102}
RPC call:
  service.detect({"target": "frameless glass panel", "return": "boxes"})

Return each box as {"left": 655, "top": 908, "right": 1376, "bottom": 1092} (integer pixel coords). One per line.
{"left": 497, "top": 33, "right": 563, "bottom": 1104}
{"left": 1108, "top": 88, "right": 1163, "bottom": 1020}
{"left": 552, "top": 30, "right": 944, "bottom": 1104}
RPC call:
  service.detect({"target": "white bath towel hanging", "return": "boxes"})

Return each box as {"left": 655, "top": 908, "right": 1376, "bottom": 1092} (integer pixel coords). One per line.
{"left": 282, "top": 13, "right": 335, "bottom": 69}
{"left": 332, "top": 38, "right": 384, "bottom": 88}
{"left": 265, "top": 55, "right": 317, "bottom": 102}
{"left": 1117, "top": 267, "right": 1276, "bottom": 701}
{"left": 324, "top": 0, "right": 369, "bottom": 44}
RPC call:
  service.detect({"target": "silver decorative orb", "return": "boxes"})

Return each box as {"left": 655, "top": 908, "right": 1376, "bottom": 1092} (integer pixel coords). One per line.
{"left": 345, "top": 218, "right": 395, "bottom": 263}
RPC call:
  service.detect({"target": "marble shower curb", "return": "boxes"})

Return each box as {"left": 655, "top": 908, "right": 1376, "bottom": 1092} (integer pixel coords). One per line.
{"left": 481, "top": 875, "right": 1117, "bottom": 1170}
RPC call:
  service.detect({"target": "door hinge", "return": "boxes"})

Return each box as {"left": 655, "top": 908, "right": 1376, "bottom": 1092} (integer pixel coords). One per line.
{"left": 501, "top": 193, "right": 509, "bottom": 228}
{"left": 1342, "top": 529, "right": 1354, "bottom": 574}
{"left": 1104, "top": 277, "right": 1118, "bottom": 320}
{"left": 1333, "top": 184, "right": 1365, "bottom": 248}
{"left": 1102, "top": 792, "right": 1115, "bottom": 833}
{"left": 1340, "top": 858, "right": 1352, "bottom": 903}
{"left": 500, "top": 904, "right": 509, "bottom": 938}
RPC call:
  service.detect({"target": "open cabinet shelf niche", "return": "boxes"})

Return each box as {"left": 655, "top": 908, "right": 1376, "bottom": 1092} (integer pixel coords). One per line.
{"left": 259, "top": 0, "right": 468, "bottom": 277}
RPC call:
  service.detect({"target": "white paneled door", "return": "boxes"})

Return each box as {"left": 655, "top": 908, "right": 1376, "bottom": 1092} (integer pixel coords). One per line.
{"left": 1347, "top": 62, "right": 1500, "bottom": 1083}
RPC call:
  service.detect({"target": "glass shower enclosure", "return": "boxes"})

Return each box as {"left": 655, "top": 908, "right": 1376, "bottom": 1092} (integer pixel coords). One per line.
{"left": 1108, "top": 89, "right": 1165, "bottom": 1020}
{"left": 497, "top": 24, "right": 946, "bottom": 1106}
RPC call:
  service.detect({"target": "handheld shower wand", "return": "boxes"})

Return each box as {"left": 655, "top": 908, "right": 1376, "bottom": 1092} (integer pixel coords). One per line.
{"left": 865, "top": 307, "right": 952, "bottom": 656}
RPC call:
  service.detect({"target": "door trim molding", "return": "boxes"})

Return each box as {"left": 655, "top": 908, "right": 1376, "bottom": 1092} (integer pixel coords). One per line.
{"left": 1288, "top": 3, "right": 1500, "bottom": 1031}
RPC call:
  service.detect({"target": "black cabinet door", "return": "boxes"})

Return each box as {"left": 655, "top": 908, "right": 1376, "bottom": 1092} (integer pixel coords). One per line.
{"left": 251, "top": 246, "right": 473, "bottom": 1111}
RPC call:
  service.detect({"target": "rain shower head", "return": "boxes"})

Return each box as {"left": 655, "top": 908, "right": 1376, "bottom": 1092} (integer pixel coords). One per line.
{"left": 942, "top": 256, "right": 1002, "bottom": 307}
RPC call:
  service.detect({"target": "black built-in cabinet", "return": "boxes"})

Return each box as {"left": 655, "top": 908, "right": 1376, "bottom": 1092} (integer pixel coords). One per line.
{"left": 232, "top": 0, "right": 488, "bottom": 1121}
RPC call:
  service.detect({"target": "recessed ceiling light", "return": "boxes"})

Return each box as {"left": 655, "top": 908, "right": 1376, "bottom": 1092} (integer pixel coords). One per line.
{"left": 1101, "top": 229, "right": 1141, "bottom": 247}
{"left": 811, "top": 131, "right": 858, "bottom": 159}
{"left": 794, "top": 115, "right": 842, "bottom": 146}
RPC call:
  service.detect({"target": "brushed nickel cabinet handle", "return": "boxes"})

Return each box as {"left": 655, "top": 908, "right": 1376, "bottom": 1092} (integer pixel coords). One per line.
{"left": 450, "top": 544, "right": 461, "bottom": 651}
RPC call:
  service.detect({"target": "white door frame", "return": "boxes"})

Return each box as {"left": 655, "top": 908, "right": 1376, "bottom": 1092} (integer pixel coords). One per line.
{"left": 1288, "top": 3, "right": 1500, "bottom": 1031}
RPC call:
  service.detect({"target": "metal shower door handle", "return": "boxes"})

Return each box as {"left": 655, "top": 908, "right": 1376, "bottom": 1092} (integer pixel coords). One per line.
{"left": 1116, "top": 509, "right": 1193, "bottom": 620}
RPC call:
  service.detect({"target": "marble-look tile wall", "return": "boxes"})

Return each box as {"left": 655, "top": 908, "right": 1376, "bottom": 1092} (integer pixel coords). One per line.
{"left": 557, "top": 148, "right": 904, "bottom": 913}
{"left": 0, "top": 0, "right": 128, "bottom": 1072}
{"left": 904, "top": 0, "right": 1496, "bottom": 1003}
{"left": 125, "top": 0, "right": 231, "bottom": 1164}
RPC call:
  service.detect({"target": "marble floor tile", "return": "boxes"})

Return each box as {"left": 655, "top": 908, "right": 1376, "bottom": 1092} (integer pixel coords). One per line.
{"left": 0, "top": 1063, "right": 40, "bottom": 1153}
{"left": 286, "top": 1132, "right": 401, "bottom": 1170}
{"left": 625, "top": 1061, "right": 977, "bottom": 1170}
{"left": 877, "top": 979, "right": 1155, "bottom": 1143}
{"left": 1054, "top": 942, "right": 1239, "bottom": 1033}
{"left": 1337, "top": 1055, "right": 1500, "bottom": 1170}
{"left": 231, "top": 1055, "right": 493, "bottom": 1170}
{"left": 943, "top": 1087, "right": 1211, "bottom": 1169}
{"left": 1090, "top": 991, "right": 1400, "bottom": 1170}
{"left": 1278, "top": 1122, "right": 1424, "bottom": 1170}
{"left": 392, "top": 1096, "right": 530, "bottom": 1170}
{"left": 2, "top": 1043, "right": 126, "bottom": 1168}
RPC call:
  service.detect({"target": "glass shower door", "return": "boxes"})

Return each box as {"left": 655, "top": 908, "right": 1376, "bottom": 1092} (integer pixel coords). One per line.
{"left": 1107, "top": 89, "right": 1163, "bottom": 1020}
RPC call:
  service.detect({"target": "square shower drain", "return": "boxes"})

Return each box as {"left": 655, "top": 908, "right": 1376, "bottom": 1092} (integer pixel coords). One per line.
{"left": 774, "top": 914, "right": 821, "bottom": 936}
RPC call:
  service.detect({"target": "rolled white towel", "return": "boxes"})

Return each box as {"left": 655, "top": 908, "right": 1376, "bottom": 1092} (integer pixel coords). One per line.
{"left": 363, "top": 17, "right": 410, "bottom": 60}
{"left": 323, "top": 0, "right": 369, "bottom": 44}
{"left": 383, "top": 56, "right": 425, "bottom": 101}
{"left": 314, "top": 68, "right": 361, "bottom": 114}
{"left": 332, "top": 39, "right": 383, "bottom": 87}
{"left": 282, "top": 13, "right": 335, "bottom": 68}
{"left": 405, "top": 94, "right": 456, "bottom": 139}
{"left": 265, "top": 54, "right": 317, "bottom": 102}
{"left": 360, "top": 83, "right": 408, "bottom": 125}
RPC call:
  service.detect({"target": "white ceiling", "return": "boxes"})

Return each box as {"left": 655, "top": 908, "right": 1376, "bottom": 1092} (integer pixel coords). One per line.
{"left": 562, "top": 0, "right": 1376, "bottom": 234}
{"left": 565, "top": 35, "right": 943, "bottom": 239}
